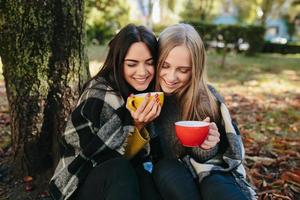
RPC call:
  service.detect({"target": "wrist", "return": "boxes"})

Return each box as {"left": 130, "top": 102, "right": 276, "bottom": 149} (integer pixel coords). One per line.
{"left": 134, "top": 123, "right": 144, "bottom": 131}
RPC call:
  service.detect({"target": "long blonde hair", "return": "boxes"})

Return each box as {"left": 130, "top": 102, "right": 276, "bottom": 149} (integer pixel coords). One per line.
{"left": 156, "top": 23, "right": 219, "bottom": 121}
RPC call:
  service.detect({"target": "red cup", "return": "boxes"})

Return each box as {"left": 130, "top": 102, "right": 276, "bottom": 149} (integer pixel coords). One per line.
{"left": 174, "top": 121, "right": 210, "bottom": 147}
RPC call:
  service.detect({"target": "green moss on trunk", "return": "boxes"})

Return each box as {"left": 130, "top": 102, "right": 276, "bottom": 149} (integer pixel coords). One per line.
{"left": 0, "top": 0, "right": 89, "bottom": 186}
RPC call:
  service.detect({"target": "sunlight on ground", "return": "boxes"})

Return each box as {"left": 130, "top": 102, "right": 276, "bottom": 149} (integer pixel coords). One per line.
{"left": 89, "top": 60, "right": 103, "bottom": 77}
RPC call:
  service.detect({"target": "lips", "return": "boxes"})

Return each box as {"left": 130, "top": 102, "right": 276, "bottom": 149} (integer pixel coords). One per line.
{"left": 133, "top": 76, "right": 150, "bottom": 84}
{"left": 162, "top": 78, "right": 178, "bottom": 89}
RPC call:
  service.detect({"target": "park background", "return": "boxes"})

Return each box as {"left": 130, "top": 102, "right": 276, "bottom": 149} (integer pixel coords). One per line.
{"left": 0, "top": 0, "right": 299, "bottom": 199}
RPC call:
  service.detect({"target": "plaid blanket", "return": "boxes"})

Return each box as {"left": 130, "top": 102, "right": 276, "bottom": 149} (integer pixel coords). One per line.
{"left": 182, "top": 93, "right": 257, "bottom": 200}
{"left": 49, "top": 78, "right": 134, "bottom": 200}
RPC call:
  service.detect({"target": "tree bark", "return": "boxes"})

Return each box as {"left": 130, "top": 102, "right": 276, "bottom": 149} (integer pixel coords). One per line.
{"left": 0, "top": 0, "right": 89, "bottom": 188}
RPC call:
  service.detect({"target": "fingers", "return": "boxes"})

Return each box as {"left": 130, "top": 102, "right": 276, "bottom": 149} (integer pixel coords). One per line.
{"left": 135, "top": 93, "right": 151, "bottom": 114}
{"left": 203, "top": 117, "right": 210, "bottom": 122}
{"left": 199, "top": 122, "right": 220, "bottom": 149}
{"left": 128, "top": 93, "right": 161, "bottom": 124}
{"left": 209, "top": 122, "right": 218, "bottom": 131}
{"left": 144, "top": 99, "right": 162, "bottom": 122}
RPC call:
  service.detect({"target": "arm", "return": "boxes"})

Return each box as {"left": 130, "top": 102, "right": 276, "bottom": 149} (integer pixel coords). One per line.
{"left": 61, "top": 92, "right": 134, "bottom": 165}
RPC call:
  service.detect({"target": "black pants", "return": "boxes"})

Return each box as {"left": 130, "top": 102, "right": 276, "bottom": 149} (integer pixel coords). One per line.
{"left": 152, "top": 159, "right": 247, "bottom": 200}
{"left": 77, "top": 157, "right": 162, "bottom": 200}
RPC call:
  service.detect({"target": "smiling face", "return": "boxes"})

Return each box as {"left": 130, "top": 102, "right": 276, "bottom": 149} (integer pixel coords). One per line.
{"left": 123, "top": 42, "right": 155, "bottom": 91}
{"left": 159, "top": 45, "right": 192, "bottom": 94}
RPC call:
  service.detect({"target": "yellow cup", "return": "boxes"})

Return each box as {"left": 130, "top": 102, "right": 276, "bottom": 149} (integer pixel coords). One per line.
{"left": 127, "top": 92, "right": 164, "bottom": 112}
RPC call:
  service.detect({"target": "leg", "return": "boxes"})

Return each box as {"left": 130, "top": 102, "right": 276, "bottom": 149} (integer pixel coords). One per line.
{"left": 77, "top": 157, "right": 140, "bottom": 200}
{"left": 152, "top": 159, "right": 201, "bottom": 200}
{"left": 199, "top": 172, "right": 247, "bottom": 200}
{"left": 135, "top": 165, "right": 162, "bottom": 200}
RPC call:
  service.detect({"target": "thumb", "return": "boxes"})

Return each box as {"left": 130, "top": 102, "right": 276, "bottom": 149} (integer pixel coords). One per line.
{"left": 203, "top": 117, "right": 210, "bottom": 122}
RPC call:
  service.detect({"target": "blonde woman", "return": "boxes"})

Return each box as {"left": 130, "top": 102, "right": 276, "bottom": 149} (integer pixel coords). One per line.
{"left": 152, "top": 23, "right": 256, "bottom": 200}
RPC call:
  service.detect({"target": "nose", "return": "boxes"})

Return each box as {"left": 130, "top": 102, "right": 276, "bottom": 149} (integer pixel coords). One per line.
{"left": 165, "top": 69, "right": 177, "bottom": 82}
{"left": 136, "top": 63, "right": 147, "bottom": 76}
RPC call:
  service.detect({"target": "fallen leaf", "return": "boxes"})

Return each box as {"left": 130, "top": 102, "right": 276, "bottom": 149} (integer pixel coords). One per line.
{"left": 24, "top": 183, "right": 33, "bottom": 192}
{"left": 281, "top": 171, "right": 300, "bottom": 184}
{"left": 23, "top": 176, "right": 33, "bottom": 183}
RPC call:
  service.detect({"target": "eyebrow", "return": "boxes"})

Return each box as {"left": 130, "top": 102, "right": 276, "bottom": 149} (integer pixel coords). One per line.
{"left": 164, "top": 61, "right": 191, "bottom": 68}
{"left": 124, "top": 58, "right": 153, "bottom": 62}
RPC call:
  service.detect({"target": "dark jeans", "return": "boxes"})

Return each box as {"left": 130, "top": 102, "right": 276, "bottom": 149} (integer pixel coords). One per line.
{"left": 77, "top": 157, "right": 161, "bottom": 200}
{"left": 153, "top": 159, "right": 247, "bottom": 200}
{"left": 153, "top": 159, "right": 201, "bottom": 200}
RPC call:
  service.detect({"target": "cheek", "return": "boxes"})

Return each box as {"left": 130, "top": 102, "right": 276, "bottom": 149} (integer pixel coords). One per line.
{"left": 148, "top": 66, "right": 155, "bottom": 77}
{"left": 180, "top": 73, "right": 192, "bottom": 84}
{"left": 159, "top": 68, "right": 167, "bottom": 77}
{"left": 123, "top": 67, "right": 133, "bottom": 80}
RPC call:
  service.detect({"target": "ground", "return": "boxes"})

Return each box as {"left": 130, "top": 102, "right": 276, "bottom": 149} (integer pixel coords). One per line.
{"left": 0, "top": 48, "right": 299, "bottom": 199}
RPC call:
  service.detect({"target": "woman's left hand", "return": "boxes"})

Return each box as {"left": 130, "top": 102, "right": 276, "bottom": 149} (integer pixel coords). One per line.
{"left": 199, "top": 117, "right": 220, "bottom": 150}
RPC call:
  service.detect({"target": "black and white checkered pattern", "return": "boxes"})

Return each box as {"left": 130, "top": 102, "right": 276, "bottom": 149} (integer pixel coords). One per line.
{"left": 49, "top": 78, "right": 134, "bottom": 200}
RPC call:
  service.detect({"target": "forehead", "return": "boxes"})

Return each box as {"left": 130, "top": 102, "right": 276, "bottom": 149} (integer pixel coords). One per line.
{"left": 165, "top": 45, "right": 191, "bottom": 66}
{"left": 125, "top": 42, "right": 152, "bottom": 60}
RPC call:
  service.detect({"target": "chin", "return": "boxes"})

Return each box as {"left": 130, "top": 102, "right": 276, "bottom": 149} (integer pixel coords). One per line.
{"left": 133, "top": 85, "right": 149, "bottom": 92}
{"left": 161, "top": 85, "right": 176, "bottom": 94}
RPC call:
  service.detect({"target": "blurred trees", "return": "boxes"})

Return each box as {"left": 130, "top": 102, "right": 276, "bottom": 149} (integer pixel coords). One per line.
{"left": 0, "top": 0, "right": 89, "bottom": 189}
{"left": 181, "top": 0, "right": 215, "bottom": 21}
{"left": 85, "top": 0, "right": 129, "bottom": 44}
{"left": 179, "top": 0, "right": 299, "bottom": 25}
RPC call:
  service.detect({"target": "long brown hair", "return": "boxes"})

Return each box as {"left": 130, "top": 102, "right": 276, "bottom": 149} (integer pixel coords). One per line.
{"left": 84, "top": 24, "right": 158, "bottom": 99}
{"left": 156, "top": 23, "right": 219, "bottom": 121}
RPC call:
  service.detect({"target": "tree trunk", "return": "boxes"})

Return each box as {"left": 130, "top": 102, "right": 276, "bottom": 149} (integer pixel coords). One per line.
{"left": 0, "top": 0, "right": 89, "bottom": 189}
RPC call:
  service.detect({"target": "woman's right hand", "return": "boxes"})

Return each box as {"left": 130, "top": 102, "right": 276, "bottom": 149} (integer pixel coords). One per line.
{"left": 126, "top": 93, "right": 162, "bottom": 131}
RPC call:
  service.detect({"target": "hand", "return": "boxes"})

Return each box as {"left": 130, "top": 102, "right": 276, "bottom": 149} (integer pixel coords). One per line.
{"left": 126, "top": 93, "right": 162, "bottom": 131}
{"left": 199, "top": 117, "right": 220, "bottom": 150}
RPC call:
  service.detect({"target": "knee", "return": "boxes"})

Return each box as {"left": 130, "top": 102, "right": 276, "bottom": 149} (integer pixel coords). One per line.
{"left": 200, "top": 173, "right": 247, "bottom": 200}
{"left": 152, "top": 159, "right": 191, "bottom": 185}
{"left": 106, "top": 157, "right": 134, "bottom": 176}
{"left": 153, "top": 159, "right": 201, "bottom": 199}
{"left": 153, "top": 159, "right": 180, "bottom": 179}
{"left": 93, "top": 157, "right": 135, "bottom": 179}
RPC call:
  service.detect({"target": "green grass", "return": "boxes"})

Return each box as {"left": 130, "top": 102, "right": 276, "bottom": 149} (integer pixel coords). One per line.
{"left": 205, "top": 51, "right": 300, "bottom": 98}
{"left": 87, "top": 45, "right": 108, "bottom": 62}
{"left": 206, "top": 51, "right": 300, "bottom": 84}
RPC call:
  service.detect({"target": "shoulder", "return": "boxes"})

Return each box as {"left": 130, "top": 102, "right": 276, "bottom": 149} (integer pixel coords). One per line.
{"left": 207, "top": 84, "right": 224, "bottom": 104}
{"left": 79, "top": 78, "right": 124, "bottom": 110}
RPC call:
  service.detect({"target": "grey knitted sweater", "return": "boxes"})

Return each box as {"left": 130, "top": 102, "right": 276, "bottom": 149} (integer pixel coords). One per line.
{"left": 153, "top": 93, "right": 225, "bottom": 163}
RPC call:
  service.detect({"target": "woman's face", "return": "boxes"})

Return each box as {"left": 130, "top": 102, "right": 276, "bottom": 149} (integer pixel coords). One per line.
{"left": 159, "top": 45, "right": 192, "bottom": 94}
{"left": 124, "top": 42, "right": 155, "bottom": 91}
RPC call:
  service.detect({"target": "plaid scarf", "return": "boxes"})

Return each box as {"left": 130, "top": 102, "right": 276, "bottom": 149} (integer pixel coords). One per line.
{"left": 49, "top": 78, "right": 134, "bottom": 200}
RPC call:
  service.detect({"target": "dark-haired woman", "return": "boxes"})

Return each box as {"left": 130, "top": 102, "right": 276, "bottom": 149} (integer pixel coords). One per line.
{"left": 49, "top": 24, "right": 162, "bottom": 200}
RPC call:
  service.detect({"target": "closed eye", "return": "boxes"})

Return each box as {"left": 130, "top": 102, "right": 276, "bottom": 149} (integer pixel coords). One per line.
{"left": 178, "top": 67, "right": 192, "bottom": 73}
{"left": 125, "top": 61, "right": 138, "bottom": 67}
{"left": 146, "top": 59, "right": 154, "bottom": 65}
